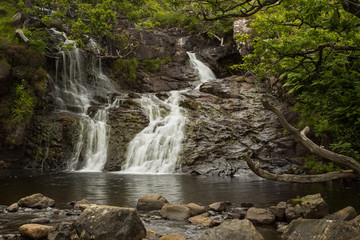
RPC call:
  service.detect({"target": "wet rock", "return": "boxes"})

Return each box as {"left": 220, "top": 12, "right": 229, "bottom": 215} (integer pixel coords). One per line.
{"left": 299, "top": 194, "right": 329, "bottom": 219}
{"left": 137, "top": 194, "right": 169, "bottom": 211}
{"left": 270, "top": 201, "right": 286, "bottom": 221}
{"left": 145, "top": 228, "right": 159, "bottom": 240}
{"left": 285, "top": 204, "right": 302, "bottom": 222}
{"left": 48, "top": 222, "right": 74, "bottom": 240}
{"left": 160, "top": 204, "right": 191, "bottom": 220}
{"left": 246, "top": 207, "right": 275, "bottom": 225}
{"left": 1, "top": 234, "right": 26, "bottom": 240}
{"left": 282, "top": 219, "right": 360, "bottom": 240}
{"left": 189, "top": 213, "right": 220, "bottom": 227}
{"left": 19, "top": 224, "right": 54, "bottom": 239}
{"left": 73, "top": 199, "right": 92, "bottom": 211}
{"left": 228, "top": 210, "right": 246, "bottom": 220}
{"left": 349, "top": 215, "right": 360, "bottom": 229}
{"left": 198, "top": 219, "right": 264, "bottom": 240}
{"left": 31, "top": 218, "right": 51, "bottom": 224}
{"left": 6, "top": 203, "right": 19, "bottom": 212}
{"left": 185, "top": 203, "right": 206, "bottom": 216}
{"left": 75, "top": 205, "right": 146, "bottom": 240}
{"left": 324, "top": 206, "right": 357, "bottom": 221}
{"left": 208, "top": 202, "right": 226, "bottom": 212}
{"left": 277, "top": 222, "right": 288, "bottom": 233}
{"left": 159, "top": 233, "right": 186, "bottom": 240}
{"left": 18, "top": 193, "right": 55, "bottom": 209}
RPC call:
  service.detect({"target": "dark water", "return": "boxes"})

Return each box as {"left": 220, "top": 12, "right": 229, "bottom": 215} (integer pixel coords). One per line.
{"left": 1, "top": 170, "right": 360, "bottom": 239}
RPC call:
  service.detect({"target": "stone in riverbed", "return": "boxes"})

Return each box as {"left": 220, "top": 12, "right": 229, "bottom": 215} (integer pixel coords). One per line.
{"left": 145, "top": 228, "right": 159, "bottom": 240}
{"left": 160, "top": 204, "right": 191, "bottom": 220}
{"left": 31, "top": 218, "right": 51, "bottom": 224}
{"left": 18, "top": 193, "right": 55, "bottom": 209}
{"left": 349, "top": 215, "right": 360, "bottom": 230}
{"left": 185, "top": 203, "right": 206, "bottom": 216}
{"left": 19, "top": 224, "right": 54, "bottom": 239}
{"left": 6, "top": 203, "right": 19, "bottom": 212}
{"left": 198, "top": 219, "right": 264, "bottom": 240}
{"left": 75, "top": 205, "right": 145, "bottom": 240}
{"left": 189, "top": 213, "right": 220, "bottom": 227}
{"left": 208, "top": 202, "right": 226, "bottom": 212}
{"left": 282, "top": 219, "right": 360, "bottom": 240}
{"left": 269, "top": 201, "right": 286, "bottom": 221}
{"left": 299, "top": 193, "right": 329, "bottom": 219}
{"left": 48, "top": 222, "right": 75, "bottom": 240}
{"left": 324, "top": 206, "right": 357, "bottom": 221}
{"left": 137, "top": 194, "right": 169, "bottom": 210}
{"left": 159, "top": 233, "right": 186, "bottom": 240}
{"left": 246, "top": 207, "right": 275, "bottom": 225}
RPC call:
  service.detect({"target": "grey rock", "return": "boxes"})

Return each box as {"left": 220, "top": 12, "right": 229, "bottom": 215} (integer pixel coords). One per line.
{"left": 18, "top": 193, "right": 55, "bottom": 209}
{"left": 48, "top": 222, "right": 74, "bottom": 240}
{"left": 75, "top": 205, "right": 146, "bottom": 240}
{"left": 137, "top": 194, "right": 169, "bottom": 211}
{"left": 208, "top": 202, "right": 226, "bottom": 212}
{"left": 325, "top": 206, "right": 357, "bottom": 221}
{"left": 185, "top": 203, "right": 206, "bottom": 216}
{"left": 6, "top": 203, "right": 19, "bottom": 212}
{"left": 270, "top": 201, "right": 286, "bottom": 221}
{"left": 160, "top": 204, "right": 191, "bottom": 220}
{"left": 198, "top": 219, "right": 264, "bottom": 240}
{"left": 282, "top": 219, "right": 360, "bottom": 240}
{"left": 246, "top": 207, "right": 275, "bottom": 225}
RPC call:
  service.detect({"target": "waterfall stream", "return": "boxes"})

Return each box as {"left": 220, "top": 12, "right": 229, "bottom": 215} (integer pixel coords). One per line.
{"left": 49, "top": 29, "right": 119, "bottom": 172}
{"left": 122, "top": 52, "right": 216, "bottom": 174}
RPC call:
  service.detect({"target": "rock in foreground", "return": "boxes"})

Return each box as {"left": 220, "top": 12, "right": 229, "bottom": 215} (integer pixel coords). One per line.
{"left": 198, "top": 219, "right": 264, "bottom": 240}
{"left": 160, "top": 204, "right": 191, "bottom": 220}
{"left": 18, "top": 193, "right": 55, "bottom": 209}
{"left": 282, "top": 219, "right": 360, "bottom": 240}
{"left": 19, "top": 224, "right": 53, "bottom": 239}
{"left": 75, "top": 205, "right": 146, "bottom": 240}
{"left": 137, "top": 194, "right": 169, "bottom": 210}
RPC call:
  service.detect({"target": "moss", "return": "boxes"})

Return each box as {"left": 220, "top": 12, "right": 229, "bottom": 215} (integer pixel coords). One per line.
{"left": 291, "top": 197, "right": 308, "bottom": 206}
{"left": 140, "top": 56, "right": 171, "bottom": 73}
{"left": 112, "top": 57, "right": 138, "bottom": 81}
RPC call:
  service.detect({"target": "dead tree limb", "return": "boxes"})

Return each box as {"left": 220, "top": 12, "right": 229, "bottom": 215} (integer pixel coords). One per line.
{"left": 243, "top": 152, "right": 357, "bottom": 183}
{"left": 261, "top": 97, "right": 360, "bottom": 174}
{"left": 15, "top": 29, "right": 29, "bottom": 43}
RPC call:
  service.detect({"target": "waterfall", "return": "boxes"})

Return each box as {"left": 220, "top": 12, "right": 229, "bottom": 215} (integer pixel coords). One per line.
{"left": 122, "top": 52, "right": 216, "bottom": 174}
{"left": 49, "top": 29, "right": 118, "bottom": 172}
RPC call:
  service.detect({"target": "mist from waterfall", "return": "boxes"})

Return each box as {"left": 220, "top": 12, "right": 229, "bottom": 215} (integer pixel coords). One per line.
{"left": 122, "top": 52, "right": 216, "bottom": 174}
{"left": 49, "top": 29, "right": 118, "bottom": 172}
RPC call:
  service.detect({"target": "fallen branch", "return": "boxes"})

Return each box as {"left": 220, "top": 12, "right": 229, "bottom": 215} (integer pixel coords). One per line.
{"left": 243, "top": 152, "right": 357, "bottom": 183}
{"left": 261, "top": 97, "right": 360, "bottom": 174}
{"left": 15, "top": 29, "right": 29, "bottom": 43}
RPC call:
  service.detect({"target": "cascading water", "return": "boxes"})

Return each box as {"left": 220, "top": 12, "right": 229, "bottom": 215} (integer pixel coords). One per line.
{"left": 49, "top": 29, "right": 119, "bottom": 172}
{"left": 122, "top": 52, "right": 216, "bottom": 174}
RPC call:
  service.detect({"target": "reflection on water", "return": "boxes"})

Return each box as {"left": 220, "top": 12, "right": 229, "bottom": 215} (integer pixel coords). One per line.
{"left": 1, "top": 171, "right": 360, "bottom": 213}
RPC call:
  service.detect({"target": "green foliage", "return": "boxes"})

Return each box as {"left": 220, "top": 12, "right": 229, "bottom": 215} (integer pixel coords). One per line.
{"left": 141, "top": 56, "right": 171, "bottom": 72}
{"left": 113, "top": 57, "right": 138, "bottom": 81}
{"left": 304, "top": 159, "right": 341, "bottom": 174}
{"left": 12, "top": 81, "right": 35, "bottom": 124}
{"left": 291, "top": 196, "right": 308, "bottom": 206}
{"left": 240, "top": 0, "right": 360, "bottom": 159}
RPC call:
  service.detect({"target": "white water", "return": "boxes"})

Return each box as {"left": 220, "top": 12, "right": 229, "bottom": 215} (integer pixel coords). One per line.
{"left": 123, "top": 52, "right": 216, "bottom": 174}
{"left": 49, "top": 29, "right": 118, "bottom": 172}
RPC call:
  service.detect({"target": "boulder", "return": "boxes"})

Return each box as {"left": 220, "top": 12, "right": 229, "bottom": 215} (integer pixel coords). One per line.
{"left": 324, "top": 206, "right": 357, "bottom": 221}
{"left": 73, "top": 199, "right": 92, "bottom": 211}
{"left": 137, "top": 194, "right": 169, "bottom": 211}
{"left": 270, "top": 201, "right": 286, "bottom": 221}
{"left": 208, "top": 202, "right": 226, "bottom": 212}
{"left": 75, "top": 205, "right": 146, "bottom": 240}
{"left": 31, "top": 218, "right": 51, "bottom": 224}
{"left": 349, "top": 215, "right": 360, "bottom": 230}
{"left": 160, "top": 204, "right": 191, "bottom": 220}
{"left": 246, "top": 207, "right": 275, "bottom": 225}
{"left": 185, "top": 203, "right": 206, "bottom": 216}
{"left": 18, "top": 193, "right": 55, "bottom": 209}
{"left": 198, "top": 219, "right": 264, "bottom": 240}
{"left": 282, "top": 219, "right": 360, "bottom": 240}
{"left": 159, "top": 233, "right": 186, "bottom": 240}
{"left": 189, "top": 213, "right": 220, "bottom": 227}
{"left": 48, "top": 222, "right": 74, "bottom": 240}
{"left": 299, "top": 194, "right": 329, "bottom": 219}
{"left": 145, "top": 228, "right": 159, "bottom": 240}
{"left": 19, "top": 224, "right": 54, "bottom": 240}
{"left": 285, "top": 204, "right": 302, "bottom": 222}
{"left": 6, "top": 203, "right": 19, "bottom": 212}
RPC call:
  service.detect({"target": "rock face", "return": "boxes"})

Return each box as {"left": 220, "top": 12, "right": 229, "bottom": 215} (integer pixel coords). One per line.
{"left": 246, "top": 207, "right": 275, "bottom": 225}
{"left": 137, "top": 194, "right": 169, "bottom": 211}
{"left": 75, "top": 205, "right": 146, "bottom": 240}
{"left": 181, "top": 76, "right": 302, "bottom": 176}
{"left": 160, "top": 204, "right": 192, "bottom": 220}
{"left": 18, "top": 193, "right": 55, "bottom": 209}
{"left": 19, "top": 224, "right": 54, "bottom": 240}
{"left": 282, "top": 219, "right": 360, "bottom": 240}
{"left": 198, "top": 219, "right": 264, "bottom": 240}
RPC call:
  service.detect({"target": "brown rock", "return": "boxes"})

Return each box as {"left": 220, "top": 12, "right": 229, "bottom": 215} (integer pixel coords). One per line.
{"left": 6, "top": 203, "right": 19, "bottom": 212}
{"left": 159, "top": 233, "right": 186, "bottom": 240}
{"left": 270, "top": 201, "right": 286, "bottom": 221}
{"left": 246, "top": 207, "right": 275, "bottom": 225}
{"left": 325, "top": 206, "right": 357, "bottom": 221}
{"left": 349, "top": 215, "right": 360, "bottom": 229}
{"left": 300, "top": 194, "right": 329, "bottom": 219}
{"left": 31, "top": 218, "right": 51, "bottom": 224}
{"left": 189, "top": 214, "right": 219, "bottom": 227}
{"left": 137, "top": 194, "right": 169, "bottom": 211}
{"left": 146, "top": 228, "right": 159, "bottom": 240}
{"left": 19, "top": 224, "right": 53, "bottom": 239}
{"left": 160, "top": 204, "right": 191, "bottom": 220}
{"left": 185, "top": 203, "right": 206, "bottom": 216}
{"left": 18, "top": 193, "right": 55, "bottom": 209}
{"left": 208, "top": 202, "right": 226, "bottom": 212}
